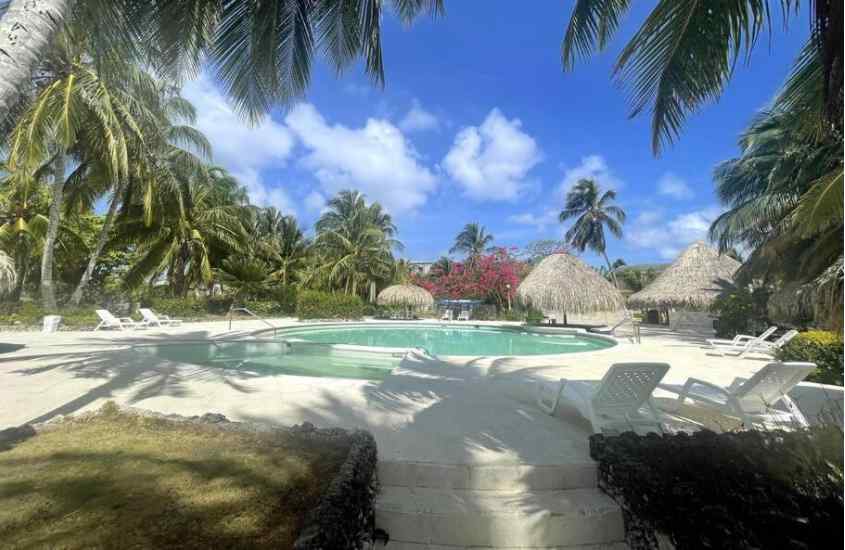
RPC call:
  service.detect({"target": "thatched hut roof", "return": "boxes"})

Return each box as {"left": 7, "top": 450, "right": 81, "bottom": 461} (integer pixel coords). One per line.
{"left": 628, "top": 241, "right": 741, "bottom": 310}
{"left": 516, "top": 253, "right": 625, "bottom": 314}
{"left": 377, "top": 284, "right": 434, "bottom": 307}
{"left": 768, "top": 256, "right": 843, "bottom": 330}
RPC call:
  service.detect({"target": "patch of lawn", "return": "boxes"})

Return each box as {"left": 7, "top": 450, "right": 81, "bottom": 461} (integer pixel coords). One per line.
{"left": 0, "top": 405, "right": 350, "bottom": 549}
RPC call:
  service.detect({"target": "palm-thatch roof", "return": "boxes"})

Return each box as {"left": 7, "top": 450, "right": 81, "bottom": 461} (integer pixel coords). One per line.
{"left": 516, "top": 253, "right": 625, "bottom": 314}
{"left": 628, "top": 241, "right": 741, "bottom": 310}
{"left": 377, "top": 284, "right": 434, "bottom": 307}
{"left": 768, "top": 256, "right": 843, "bottom": 330}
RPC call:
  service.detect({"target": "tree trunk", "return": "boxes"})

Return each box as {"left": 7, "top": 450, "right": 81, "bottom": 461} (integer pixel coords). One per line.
{"left": 40, "top": 153, "right": 65, "bottom": 311}
{"left": 0, "top": 0, "right": 72, "bottom": 119}
{"left": 601, "top": 250, "right": 620, "bottom": 290}
{"left": 69, "top": 181, "right": 123, "bottom": 305}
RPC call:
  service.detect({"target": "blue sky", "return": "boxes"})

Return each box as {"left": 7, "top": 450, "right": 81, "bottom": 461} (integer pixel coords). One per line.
{"left": 183, "top": 2, "right": 809, "bottom": 268}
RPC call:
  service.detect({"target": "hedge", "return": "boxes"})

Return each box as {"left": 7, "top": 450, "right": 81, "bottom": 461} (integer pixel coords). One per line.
{"left": 777, "top": 330, "right": 844, "bottom": 386}
{"left": 590, "top": 428, "right": 843, "bottom": 550}
{"left": 0, "top": 302, "right": 99, "bottom": 329}
{"left": 296, "top": 291, "right": 364, "bottom": 320}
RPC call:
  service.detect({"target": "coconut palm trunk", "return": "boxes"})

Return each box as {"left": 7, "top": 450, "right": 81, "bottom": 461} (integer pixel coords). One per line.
{"left": 40, "top": 153, "right": 65, "bottom": 310}
{"left": 0, "top": 0, "right": 71, "bottom": 118}
{"left": 69, "top": 181, "right": 124, "bottom": 305}
{"left": 600, "top": 250, "right": 619, "bottom": 290}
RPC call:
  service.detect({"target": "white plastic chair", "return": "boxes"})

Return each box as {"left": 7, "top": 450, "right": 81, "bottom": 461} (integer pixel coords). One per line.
{"left": 658, "top": 361, "right": 815, "bottom": 429}
{"left": 94, "top": 309, "right": 145, "bottom": 331}
{"left": 440, "top": 309, "right": 453, "bottom": 321}
{"left": 708, "top": 329, "right": 798, "bottom": 357}
{"left": 138, "top": 308, "right": 182, "bottom": 327}
{"left": 457, "top": 310, "right": 470, "bottom": 321}
{"left": 707, "top": 326, "right": 777, "bottom": 348}
{"left": 537, "top": 362, "right": 671, "bottom": 434}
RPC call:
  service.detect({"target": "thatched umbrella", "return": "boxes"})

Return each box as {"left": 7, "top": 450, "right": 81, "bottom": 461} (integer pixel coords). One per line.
{"left": 517, "top": 254, "right": 625, "bottom": 319}
{"left": 377, "top": 284, "right": 434, "bottom": 312}
{"left": 628, "top": 241, "right": 740, "bottom": 310}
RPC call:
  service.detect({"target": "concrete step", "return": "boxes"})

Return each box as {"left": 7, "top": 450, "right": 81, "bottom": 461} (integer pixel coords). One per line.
{"left": 378, "top": 461, "right": 597, "bottom": 491}
{"left": 376, "top": 486, "right": 625, "bottom": 548}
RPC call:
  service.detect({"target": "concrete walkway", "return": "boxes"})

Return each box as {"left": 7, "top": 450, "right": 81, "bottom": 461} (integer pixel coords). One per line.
{"left": 1, "top": 319, "right": 774, "bottom": 548}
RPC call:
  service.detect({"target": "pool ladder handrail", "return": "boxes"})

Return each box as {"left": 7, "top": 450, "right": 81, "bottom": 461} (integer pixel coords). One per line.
{"left": 227, "top": 306, "right": 279, "bottom": 336}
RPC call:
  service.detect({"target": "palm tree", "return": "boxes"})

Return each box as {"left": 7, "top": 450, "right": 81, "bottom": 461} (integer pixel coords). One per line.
{"left": 450, "top": 223, "right": 493, "bottom": 263}
{"left": 431, "top": 256, "right": 453, "bottom": 277}
{"left": 118, "top": 164, "right": 249, "bottom": 297}
{"left": 561, "top": 1, "right": 842, "bottom": 153}
{"left": 249, "top": 208, "right": 310, "bottom": 286}
{"left": 4, "top": 24, "right": 149, "bottom": 309}
{"left": 311, "top": 190, "right": 398, "bottom": 297}
{"left": 559, "top": 179, "right": 626, "bottom": 287}
{"left": 0, "top": 0, "right": 444, "bottom": 127}
{"left": 66, "top": 80, "right": 213, "bottom": 305}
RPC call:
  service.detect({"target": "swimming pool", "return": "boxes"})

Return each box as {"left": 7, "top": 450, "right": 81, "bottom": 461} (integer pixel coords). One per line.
{"left": 275, "top": 323, "right": 615, "bottom": 357}
{"left": 137, "top": 341, "right": 403, "bottom": 381}
{"left": 137, "top": 324, "right": 614, "bottom": 382}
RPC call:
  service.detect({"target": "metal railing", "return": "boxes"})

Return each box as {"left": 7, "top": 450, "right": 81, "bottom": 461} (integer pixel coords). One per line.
{"left": 227, "top": 307, "right": 279, "bottom": 335}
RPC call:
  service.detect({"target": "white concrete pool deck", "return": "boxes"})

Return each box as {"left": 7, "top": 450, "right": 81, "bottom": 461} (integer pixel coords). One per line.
{"left": 1, "top": 318, "right": 770, "bottom": 464}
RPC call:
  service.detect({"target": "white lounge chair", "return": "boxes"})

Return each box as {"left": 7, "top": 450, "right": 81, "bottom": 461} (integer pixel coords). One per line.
{"left": 658, "top": 362, "right": 815, "bottom": 429}
{"left": 94, "top": 309, "right": 145, "bottom": 331}
{"left": 536, "top": 362, "right": 671, "bottom": 434}
{"left": 708, "top": 329, "right": 798, "bottom": 356}
{"left": 138, "top": 308, "right": 182, "bottom": 327}
{"left": 590, "top": 311, "right": 634, "bottom": 336}
{"left": 706, "top": 326, "right": 777, "bottom": 348}
{"left": 440, "top": 309, "right": 453, "bottom": 321}
{"left": 456, "top": 310, "right": 470, "bottom": 321}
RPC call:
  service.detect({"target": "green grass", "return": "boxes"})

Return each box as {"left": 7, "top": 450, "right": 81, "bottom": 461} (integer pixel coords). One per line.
{"left": 0, "top": 405, "right": 350, "bottom": 549}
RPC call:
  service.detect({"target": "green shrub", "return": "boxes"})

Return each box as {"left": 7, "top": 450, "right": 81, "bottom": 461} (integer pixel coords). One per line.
{"left": 142, "top": 297, "right": 206, "bottom": 320}
{"left": 296, "top": 291, "right": 364, "bottom": 320}
{"left": 205, "top": 295, "right": 234, "bottom": 314}
{"left": 591, "top": 427, "right": 844, "bottom": 549}
{"left": 711, "top": 286, "right": 769, "bottom": 338}
{"left": 241, "top": 299, "right": 284, "bottom": 317}
{"left": 777, "top": 330, "right": 844, "bottom": 386}
{"left": 0, "top": 302, "right": 100, "bottom": 329}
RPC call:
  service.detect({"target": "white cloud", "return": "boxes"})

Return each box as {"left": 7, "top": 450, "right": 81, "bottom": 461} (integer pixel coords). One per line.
{"left": 285, "top": 104, "right": 437, "bottom": 214}
{"left": 399, "top": 99, "right": 440, "bottom": 132}
{"left": 627, "top": 206, "right": 723, "bottom": 259}
{"left": 508, "top": 209, "right": 560, "bottom": 231}
{"left": 657, "top": 172, "right": 694, "bottom": 199}
{"left": 304, "top": 191, "right": 327, "bottom": 213}
{"left": 233, "top": 168, "right": 297, "bottom": 214}
{"left": 558, "top": 155, "right": 622, "bottom": 196}
{"left": 443, "top": 108, "right": 541, "bottom": 201}
{"left": 183, "top": 75, "right": 296, "bottom": 212}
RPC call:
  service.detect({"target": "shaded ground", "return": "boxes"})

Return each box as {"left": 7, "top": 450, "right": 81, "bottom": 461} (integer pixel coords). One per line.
{"left": 0, "top": 405, "right": 349, "bottom": 549}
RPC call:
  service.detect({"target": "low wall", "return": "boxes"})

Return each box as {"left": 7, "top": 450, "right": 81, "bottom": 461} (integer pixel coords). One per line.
{"left": 789, "top": 381, "right": 844, "bottom": 427}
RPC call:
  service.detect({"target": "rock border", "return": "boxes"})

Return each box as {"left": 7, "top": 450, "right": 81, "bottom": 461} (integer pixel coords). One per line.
{"left": 0, "top": 404, "right": 379, "bottom": 549}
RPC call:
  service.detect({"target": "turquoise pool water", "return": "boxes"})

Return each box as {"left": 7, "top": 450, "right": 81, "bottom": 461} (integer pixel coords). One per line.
{"left": 137, "top": 341, "right": 402, "bottom": 381}
{"left": 138, "top": 325, "right": 613, "bottom": 381}
{"left": 276, "top": 324, "right": 614, "bottom": 356}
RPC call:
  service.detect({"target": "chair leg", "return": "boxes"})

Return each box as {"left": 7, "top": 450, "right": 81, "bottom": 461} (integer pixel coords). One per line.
{"left": 536, "top": 379, "right": 564, "bottom": 415}
{"left": 780, "top": 394, "right": 810, "bottom": 427}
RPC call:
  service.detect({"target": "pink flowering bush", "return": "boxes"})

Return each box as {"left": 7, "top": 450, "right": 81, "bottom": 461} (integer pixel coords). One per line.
{"left": 413, "top": 247, "right": 526, "bottom": 309}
